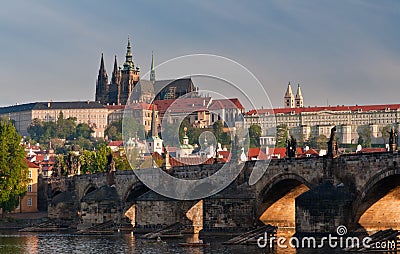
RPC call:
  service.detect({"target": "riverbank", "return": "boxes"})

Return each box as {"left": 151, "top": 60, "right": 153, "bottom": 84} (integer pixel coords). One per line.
{"left": 0, "top": 212, "right": 48, "bottom": 230}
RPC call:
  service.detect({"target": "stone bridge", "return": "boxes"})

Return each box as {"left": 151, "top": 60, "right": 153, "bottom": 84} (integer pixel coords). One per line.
{"left": 47, "top": 152, "right": 400, "bottom": 234}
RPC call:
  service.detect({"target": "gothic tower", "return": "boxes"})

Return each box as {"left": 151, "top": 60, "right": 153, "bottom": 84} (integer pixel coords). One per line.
{"left": 150, "top": 51, "right": 155, "bottom": 83}
{"left": 95, "top": 53, "right": 109, "bottom": 104}
{"left": 108, "top": 55, "right": 121, "bottom": 104}
{"left": 119, "top": 36, "right": 140, "bottom": 105}
{"left": 284, "top": 82, "right": 295, "bottom": 108}
{"left": 295, "top": 83, "right": 304, "bottom": 108}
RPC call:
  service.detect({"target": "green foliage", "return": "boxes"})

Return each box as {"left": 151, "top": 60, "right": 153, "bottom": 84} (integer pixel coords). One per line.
{"left": 212, "top": 120, "right": 231, "bottom": 145}
{"left": 27, "top": 113, "right": 94, "bottom": 144}
{"left": 380, "top": 125, "right": 392, "bottom": 144}
{"left": 123, "top": 118, "right": 146, "bottom": 141}
{"left": 0, "top": 119, "right": 30, "bottom": 214}
{"left": 76, "top": 123, "right": 94, "bottom": 140}
{"left": 114, "top": 154, "right": 131, "bottom": 170}
{"left": 79, "top": 145, "right": 111, "bottom": 174}
{"left": 54, "top": 154, "right": 68, "bottom": 176}
{"left": 126, "top": 147, "right": 141, "bottom": 170}
{"left": 105, "top": 119, "right": 122, "bottom": 141}
{"left": 249, "top": 124, "right": 262, "bottom": 148}
{"left": 307, "top": 134, "right": 329, "bottom": 149}
{"left": 357, "top": 125, "right": 372, "bottom": 148}
{"left": 276, "top": 124, "right": 289, "bottom": 148}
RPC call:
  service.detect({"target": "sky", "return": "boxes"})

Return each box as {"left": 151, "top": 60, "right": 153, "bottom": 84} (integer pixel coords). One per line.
{"left": 0, "top": 0, "right": 399, "bottom": 109}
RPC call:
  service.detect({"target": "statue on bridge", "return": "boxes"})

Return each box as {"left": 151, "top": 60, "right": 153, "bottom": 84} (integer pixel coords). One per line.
{"left": 327, "top": 126, "right": 338, "bottom": 157}
{"left": 388, "top": 127, "right": 397, "bottom": 152}
{"left": 286, "top": 136, "right": 297, "bottom": 158}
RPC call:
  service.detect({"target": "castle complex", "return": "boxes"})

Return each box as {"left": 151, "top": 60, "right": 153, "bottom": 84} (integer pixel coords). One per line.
{"left": 95, "top": 37, "right": 197, "bottom": 105}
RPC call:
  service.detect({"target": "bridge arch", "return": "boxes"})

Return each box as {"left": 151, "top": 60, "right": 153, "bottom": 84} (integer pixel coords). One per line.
{"left": 123, "top": 182, "right": 149, "bottom": 203}
{"left": 353, "top": 167, "right": 400, "bottom": 231}
{"left": 123, "top": 182, "right": 150, "bottom": 228}
{"left": 51, "top": 189, "right": 63, "bottom": 198}
{"left": 80, "top": 184, "right": 97, "bottom": 201}
{"left": 257, "top": 173, "right": 313, "bottom": 228}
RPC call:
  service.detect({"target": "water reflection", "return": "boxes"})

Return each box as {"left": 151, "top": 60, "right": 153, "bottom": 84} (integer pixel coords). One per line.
{"left": 0, "top": 231, "right": 349, "bottom": 254}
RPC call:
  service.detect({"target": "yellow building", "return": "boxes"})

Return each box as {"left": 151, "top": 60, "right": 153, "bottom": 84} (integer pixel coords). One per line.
{"left": 0, "top": 101, "right": 109, "bottom": 138}
{"left": 15, "top": 160, "right": 39, "bottom": 213}
{"left": 0, "top": 160, "right": 40, "bottom": 215}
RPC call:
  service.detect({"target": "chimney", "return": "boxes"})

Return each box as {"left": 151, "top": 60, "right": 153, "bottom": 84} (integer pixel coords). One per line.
{"left": 47, "top": 102, "right": 51, "bottom": 108}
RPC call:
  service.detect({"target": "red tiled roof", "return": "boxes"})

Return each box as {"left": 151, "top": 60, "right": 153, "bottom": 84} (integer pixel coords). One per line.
{"left": 24, "top": 159, "right": 39, "bottom": 168}
{"left": 108, "top": 141, "right": 124, "bottom": 147}
{"left": 218, "top": 150, "right": 231, "bottom": 159}
{"left": 360, "top": 148, "right": 387, "bottom": 153}
{"left": 35, "top": 155, "right": 44, "bottom": 162}
{"left": 266, "top": 147, "right": 287, "bottom": 158}
{"left": 305, "top": 148, "right": 319, "bottom": 155}
{"left": 107, "top": 103, "right": 157, "bottom": 111}
{"left": 105, "top": 105, "right": 125, "bottom": 110}
{"left": 246, "top": 103, "right": 400, "bottom": 116}
{"left": 169, "top": 157, "right": 215, "bottom": 167}
{"left": 154, "top": 97, "right": 212, "bottom": 115}
{"left": 209, "top": 98, "right": 244, "bottom": 110}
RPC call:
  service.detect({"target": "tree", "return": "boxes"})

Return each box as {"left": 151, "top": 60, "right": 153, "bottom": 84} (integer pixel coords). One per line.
{"left": 213, "top": 121, "right": 224, "bottom": 141}
{"left": 249, "top": 124, "right": 262, "bottom": 148}
{"left": 358, "top": 126, "right": 372, "bottom": 147}
{"left": 380, "top": 125, "right": 392, "bottom": 144}
{"left": 307, "top": 134, "right": 328, "bottom": 149}
{"left": 0, "top": 119, "right": 30, "bottom": 215}
{"left": 122, "top": 118, "right": 145, "bottom": 141}
{"left": 105, "top": 119, "right": 123, "bottom": 141}
{"left": 276, "top": 124, "right": 289, "bottom": 148}
{"left": 113, "top": 154, "right": 131, "bottom": 170}
{"left": 27, "top": 118, "right": 45, "bottom": 142}
{"left": 79, "top": 145, "right": 111, "bottom": 174}
{"left": 76, "top": 123, "right": 94, "bottom": 140}
{"left": 56, "top": 112, "right": 76, "bottom": 139}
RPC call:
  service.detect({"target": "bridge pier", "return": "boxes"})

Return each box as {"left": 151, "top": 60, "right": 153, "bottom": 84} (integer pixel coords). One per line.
{"left": 295, "top": 181, "right": 353, "bottom": 234}
{"left": 134, "top": 191, "right": 201, "bottom": 233}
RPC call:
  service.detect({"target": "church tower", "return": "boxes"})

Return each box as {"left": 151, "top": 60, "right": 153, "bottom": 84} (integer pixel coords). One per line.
{"left": 108, "top": 55, "right": 121, "bottom": 105}
{"left": 150, "top": 51, "right": 155, "bottom": 83}
{"left": 146, "top": 105, "right": 163, "bottom": 155}
{"left": 284, "top": 82, "right": 295, "bottom": 108}
{"left": 119, "top": 36, "right": 140, "bottom": 105}
{"left": 95, "top": 53, "right": 109, "bottom": 104}
{"left": 295, "top": 83, "right": 304, "bottom": 108}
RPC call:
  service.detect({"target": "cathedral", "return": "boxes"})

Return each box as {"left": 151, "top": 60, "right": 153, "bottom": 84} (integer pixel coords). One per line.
{"left": 95, "top": 37, "right": 197, "bottom": 105}
{"left": 95, "top": 36, "right": 140, "bottom": 105}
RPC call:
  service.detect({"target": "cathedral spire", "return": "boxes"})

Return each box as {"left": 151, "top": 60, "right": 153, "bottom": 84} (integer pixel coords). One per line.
{"left": 99, "top": 53, "right": 106, "bottom": 74}
{"left": 111, "top": 55, "right": 119, "bottom": 84}
{"left": 150, "top": 51, "right": 155, "bottom": 83}
{"left": 123, "top": 35, "right": 134, "bottom": 70}
{"left": 95, "top": 53, "right": 108, "bottom": 104}
{"left": 113, "top": 55, "right": 118, "bottom": 73}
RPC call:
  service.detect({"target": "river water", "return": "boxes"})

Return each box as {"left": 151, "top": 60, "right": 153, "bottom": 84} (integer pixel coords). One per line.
{"left": 0, "top": 231, "right": 346, "bottom": 254}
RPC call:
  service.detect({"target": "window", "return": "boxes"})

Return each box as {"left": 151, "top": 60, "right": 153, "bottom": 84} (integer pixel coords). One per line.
{"left": 27, "top": 198, "right": 32, "bottom": 207}
{"left": 29, "top": 170, "right": 32, "bottom": 178}
{"left": 28, "top": 184, "right": 32, "bottom": 192}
